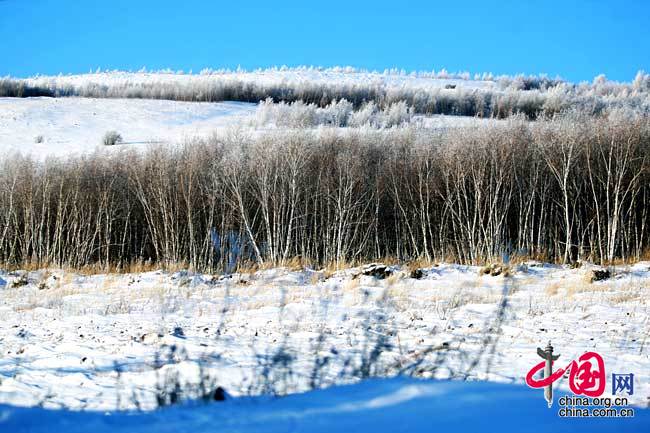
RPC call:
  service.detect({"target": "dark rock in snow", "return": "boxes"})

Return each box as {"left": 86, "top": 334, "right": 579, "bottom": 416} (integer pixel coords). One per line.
{"left": 10, "top": 274, "right": 29, "bottom": 288}
{"left": 480, "top": 263, "right": 511, "bottom": 277}
{"left": 212, "top": 387, "right": 228, "bottom": 401}
{"left": 590, "top": 268, "right": 611, "bottom": 282}
{"left": 410, "top": 269, "right": 426, "bottom": 279}
{"left": 357, "top": 263, "right": 393, "bottom": 279}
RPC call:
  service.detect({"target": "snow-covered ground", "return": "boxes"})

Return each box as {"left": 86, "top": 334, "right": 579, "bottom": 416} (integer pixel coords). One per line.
{"left": 22, "top": 68, "right": 497, "bottom": 92}
{"left": 0, "top": 67, "right": 509, "bottom": 159}
{"left": 0, "top": 96, "right": 497, "bottom": 159}
{"left": 0, "top": 262, "right": 648, "bottom": 413}
{"left": 0, "top": 97, "right": 256, "bottom": 158}
{"left": 2, "top": 378, "right": 647, "bottom": 433}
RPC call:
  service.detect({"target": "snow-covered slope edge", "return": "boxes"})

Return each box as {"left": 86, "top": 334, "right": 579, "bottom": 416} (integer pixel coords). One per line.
{"left": 0, "top": 97, "right": 256, "bottom": 158}
{"left": 1, "top": 378, "right": 648, "bottom": 433}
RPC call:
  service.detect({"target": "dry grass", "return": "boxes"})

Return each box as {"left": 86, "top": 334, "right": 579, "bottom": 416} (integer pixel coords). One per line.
{"left": 309, "top": 272, "right": 322, "bottom": 285}
{"left": 232, "top": 260, "right": 283, "bottom": 274}
{"left": 404, "top": 256, "right": 437, "bottom": 272}
{"left": 3, "top": 261, "right": 49, "bottom": 272}
{"left": 101, "top": 274, "right": 118, "bottom": 292}
{"left": 61, "top": 272, "right": 76, "bottom": 286}
{"left": 283, "top": 256, "right": 311, "bottom": 271}
{"left": 384, "top": 272, "right": 405, "bottom": 287}
{"left": 342, "top": 278, "right": 360, "bottom": 293}
{"left": 609, "top": 290, "right": 642, "bottom": 304}
{"left": 7, "top": 284, "right": 80, "bottom": 312}
{"left": 545, "top": 282, "right": 561, "bottom": 297}
{"left": 322, "top": 266, "right": 338, "bottom": 279}
{"left": 508, "top": 251, "right": 552, "bottom": 265}
{"left": 320, "top": 260, "right": 357, "bottom": 274}
{"left": 3, "top": 252, "right": 648, "bottom": 277}
{"left": 3, "top": 260, "right": 646, "bottom": 319}
{"left": 1, "top": 259, "right": 176, "bottom": 276}
{"left": 479, "top": 263, "right": 512, "bottom": 277}
{"left": 558, "top": 273, "right": 643, "bottom": 299}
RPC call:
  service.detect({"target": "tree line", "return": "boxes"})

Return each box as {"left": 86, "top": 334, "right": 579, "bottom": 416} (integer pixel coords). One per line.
{"left": 0, "top": 111, "right": 648, "bottom": 271}
{"left": 2, "top": 69, "right": 649, "bottom": 120}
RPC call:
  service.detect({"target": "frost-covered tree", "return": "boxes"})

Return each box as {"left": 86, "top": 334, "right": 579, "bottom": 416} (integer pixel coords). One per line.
{"left": 102, "top": 131, "right": 122, "bottom": 146}
{"left": 633, "top": 71, "right": 650, "bottom": 92}
{"left": 348, "top": 102, "right": 378, "bottom": 127}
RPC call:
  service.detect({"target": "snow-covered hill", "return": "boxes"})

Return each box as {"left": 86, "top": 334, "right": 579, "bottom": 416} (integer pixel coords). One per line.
{"left": 22, "top": 68, "right": 497, "bottom": 93}
{"left": 2, "top": 67, "right": 645, "bottom": 159}
{"left": 0, "top": 95, "right": 497, "bottom": 159}
{"left": 0, "top": 97, "right": 255, "bottom": 158}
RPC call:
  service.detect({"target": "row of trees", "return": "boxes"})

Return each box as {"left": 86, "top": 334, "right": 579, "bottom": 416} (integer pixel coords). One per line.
{"left": 3, "top": 70, "right": 649, "bottom": 120}
{"left": 254, "top": 98, "right": 413, "bottom": 128}
{"left": 0, "top": 111, "right": 648, "bottom": 270}
{"left": 0, "top": 78, "right": 54, "bottom": 98}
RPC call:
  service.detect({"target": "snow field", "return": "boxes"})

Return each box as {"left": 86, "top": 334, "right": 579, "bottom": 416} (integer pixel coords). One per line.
{"left": 0, "top": 262, "right": 648, "bottom": 411}
{"left": 0, "top": 97, "right": 256, "bottom": 158}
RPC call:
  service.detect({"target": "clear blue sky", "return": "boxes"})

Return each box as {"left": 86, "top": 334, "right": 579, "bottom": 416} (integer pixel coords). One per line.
{"left": 1, "top": 0, "right": 648, "bottom": 82}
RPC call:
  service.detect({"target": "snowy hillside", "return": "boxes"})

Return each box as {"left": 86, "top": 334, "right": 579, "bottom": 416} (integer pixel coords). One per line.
{"left": 0, "top": 97, "right": 255, "bottom": 158}
{"left": 22, "top": 67, "right": 497, "bottom": 93}
{"left": 2, "top": 67, "right": 648, "bottom": 158}
{"left": 0, "top": 95, "right": 496, "bottom": 159}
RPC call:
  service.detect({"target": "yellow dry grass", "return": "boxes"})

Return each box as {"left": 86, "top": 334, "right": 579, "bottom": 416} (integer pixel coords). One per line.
{"left": 545, "top": 282, "right": 561, "bottom": 297}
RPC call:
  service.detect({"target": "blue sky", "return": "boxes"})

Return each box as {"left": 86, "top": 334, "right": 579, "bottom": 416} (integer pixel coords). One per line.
{"left": 1, "top": 0, "right": 648, "bottom": 82}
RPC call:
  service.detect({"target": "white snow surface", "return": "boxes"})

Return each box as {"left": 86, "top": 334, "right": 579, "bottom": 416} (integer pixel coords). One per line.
{"left": 0, "top": 95, "right": 494, "bottom": 159}
{"left": 1, "top": 69, "right": 505, "bottom": 158}
{"left": 2, "top": 378, "right": 648, "bottom": 433}
{"left": 0, "top": 97, "right": 256, "bottom": 158}
{"left": 0, "top": 262, "right": 648, "bottom": 413}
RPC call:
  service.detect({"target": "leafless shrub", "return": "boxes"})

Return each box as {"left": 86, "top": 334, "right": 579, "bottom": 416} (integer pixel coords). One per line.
{"left": 102, "top": 131, "right": 122, "bottom": 146}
